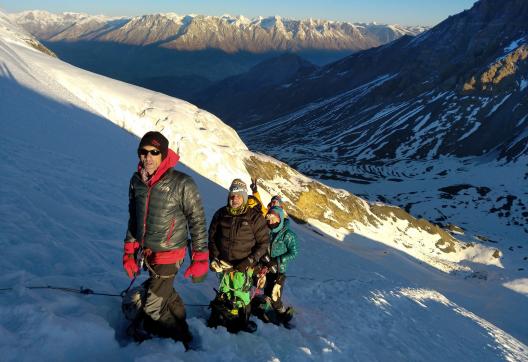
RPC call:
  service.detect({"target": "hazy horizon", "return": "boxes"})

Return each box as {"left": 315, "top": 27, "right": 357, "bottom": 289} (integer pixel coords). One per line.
{"left": 0, "top": 0, "right": 477, "bottom": 27}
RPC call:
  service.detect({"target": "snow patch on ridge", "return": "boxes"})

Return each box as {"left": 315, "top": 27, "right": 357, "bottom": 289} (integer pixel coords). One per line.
{"left": 517, "top": 114, "right": 528, "bottom": 126}
{"left": 486, "top": 94, "right": 511, "bottom": 117}
{"left": 503, "top": 279, "right": 528, "bottom": 297}
{"left": 457, "top": 122, "right": 481, "bottom": 141}
{"left": 520, "top": 78, "right": 528, "bottom": 91}
{"left": 504, "top": 37, "right": 526, "bottom": 54}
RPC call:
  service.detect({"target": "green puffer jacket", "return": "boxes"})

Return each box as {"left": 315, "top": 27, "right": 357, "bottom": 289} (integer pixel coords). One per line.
{"left": 125, "top": 151, "right": 207, "bottom": 253}
{"left": 270, "top": 223, "right": 299, "bottom": 273}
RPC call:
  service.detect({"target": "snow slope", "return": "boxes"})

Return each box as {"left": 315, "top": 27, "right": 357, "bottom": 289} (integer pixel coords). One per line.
{"left": 1, "top": 9, "right": 527, "bottom": 361}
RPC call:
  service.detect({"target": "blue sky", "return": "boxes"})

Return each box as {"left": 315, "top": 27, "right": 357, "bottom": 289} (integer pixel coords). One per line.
{"left": 0, "top": 0, "right": 477, "bottom": 26}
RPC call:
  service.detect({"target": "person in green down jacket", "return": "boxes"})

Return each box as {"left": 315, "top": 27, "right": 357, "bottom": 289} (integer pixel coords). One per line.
{"left": 256, "top": 205, "right": 299, "bottom": 326}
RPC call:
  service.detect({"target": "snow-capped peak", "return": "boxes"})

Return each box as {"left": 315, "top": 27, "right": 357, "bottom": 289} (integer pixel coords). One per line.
{"left": 11, "top": 10, "right": 427, "bottom": 52}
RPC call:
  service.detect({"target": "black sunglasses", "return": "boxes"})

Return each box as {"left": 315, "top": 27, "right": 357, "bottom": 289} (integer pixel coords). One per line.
{"left": 138, "top": 149, "right": 161, "bottom": 156}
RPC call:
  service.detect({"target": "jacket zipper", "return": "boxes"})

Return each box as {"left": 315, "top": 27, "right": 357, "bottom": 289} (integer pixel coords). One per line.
{"left": 141, "top": 187, "right": 152, "bottom": 247}
{"left": 166, "top": 218, "right": 176, "bottom": 244}
{"left": 228, "top": 215, "right": 236, "bottom": 259}
{"left": 271, "top": 228, "right": 286, "bottom": 268}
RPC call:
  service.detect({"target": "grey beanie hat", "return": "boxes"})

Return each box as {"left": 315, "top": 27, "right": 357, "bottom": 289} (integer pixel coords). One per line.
{"left": 228, "top": 178, "right": 248, "bottom": 205}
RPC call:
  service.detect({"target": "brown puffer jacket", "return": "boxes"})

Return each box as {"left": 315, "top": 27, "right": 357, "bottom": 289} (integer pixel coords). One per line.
{"left": 208, "top": 206, "right": 269, "bottom": 264}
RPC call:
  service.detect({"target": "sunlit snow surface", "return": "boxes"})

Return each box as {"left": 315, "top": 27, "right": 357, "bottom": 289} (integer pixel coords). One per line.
{"left": 1, "top": 10, "right": 527, "bottom": 362}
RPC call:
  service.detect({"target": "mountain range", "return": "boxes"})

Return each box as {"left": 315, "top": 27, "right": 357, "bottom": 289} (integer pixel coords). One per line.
{"left": 230, "top": 0, "right": 528, "bottom": 280}
{"left": 235, "top": 0, "right": 527, "bottom": 165}
{"left": 9, "top": 10, "right": 426, "bottom": 98}
{"left": 11, "top": 10, "right": 425, "bottom": 53}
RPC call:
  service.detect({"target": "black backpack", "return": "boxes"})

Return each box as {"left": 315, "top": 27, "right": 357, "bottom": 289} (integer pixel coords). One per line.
{"left": 207, "top": 292, "right": 249, "bottom": 333}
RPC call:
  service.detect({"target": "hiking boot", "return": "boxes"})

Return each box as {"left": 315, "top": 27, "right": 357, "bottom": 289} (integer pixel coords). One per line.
{"left": 243, "top": 320, "right": 257, "bottom": 333}
{"left": 277, "top": 307, "right": 294, "bottom": 323}
{"left": 126, "top": 323, "right": 151, "bottom": 343}
{"left": 177, "top": 329, "right": 193, "bottom": 351}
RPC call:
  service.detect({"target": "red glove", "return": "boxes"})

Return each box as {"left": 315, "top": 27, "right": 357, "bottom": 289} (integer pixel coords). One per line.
{"left": 123, "top": 241, "right": 140, "bottom": 278}
{"left": 184, "top": 251, "right": 209, "bottom": 283}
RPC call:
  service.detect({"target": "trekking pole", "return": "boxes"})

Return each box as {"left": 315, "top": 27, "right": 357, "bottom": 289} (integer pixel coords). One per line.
{"left": 11, "top": 285, "right": 123, "bottom": 297}
{"left": 120, "top": 277, "right": 137, "bottom": 297}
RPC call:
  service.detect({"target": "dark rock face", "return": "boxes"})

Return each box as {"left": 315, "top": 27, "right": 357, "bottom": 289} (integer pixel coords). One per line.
{"left": 236, "top": 0, "right": 528, "bottom": 172}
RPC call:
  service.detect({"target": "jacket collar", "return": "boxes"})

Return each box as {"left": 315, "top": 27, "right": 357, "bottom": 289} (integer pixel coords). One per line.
{"left": 137, "top": 148, "right": 180, "bottom": 187}
{"left": 271, "top": 224, "right": 288, "bottom": 240}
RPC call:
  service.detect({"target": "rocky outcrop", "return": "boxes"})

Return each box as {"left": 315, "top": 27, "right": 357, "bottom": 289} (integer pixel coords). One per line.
{"left": 243, "top": 155, "right": 501, "bottom": 273}
{"left": 464, "top": 44, "right": 528, "bottom": 92}
{"left": 25, "top": 38, "right": 56, "bottom": 57}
